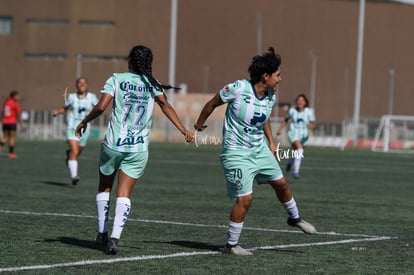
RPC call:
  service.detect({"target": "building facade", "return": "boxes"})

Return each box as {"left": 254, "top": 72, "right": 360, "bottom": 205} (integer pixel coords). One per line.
{"left": 0, "top": 0, "right": 413, "bottom": 122}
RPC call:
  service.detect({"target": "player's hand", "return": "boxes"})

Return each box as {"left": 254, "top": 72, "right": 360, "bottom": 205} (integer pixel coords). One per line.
{"left": 52, "top": 110, "right": 59, "bottom": 117}
{"left": 183, "top": 130, "right": 195, "bottom": 144}
{"left": 194, "top": 123, "right": 207, "bottom": 132}
{"left": 75, "top": 122, "right": 87, "bottom": 138}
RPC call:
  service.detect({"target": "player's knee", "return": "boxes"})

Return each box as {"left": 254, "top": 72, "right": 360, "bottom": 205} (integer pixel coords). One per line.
{"left": 271, "top": 178, "right": 288, "bottom": 190}
{"left": 98, "top": 182, "right": 112, "bottom": 192}
{"left": 236, "top": 195, "right": 253, "bottom": 209}
{"left": 70, "top": 149, "right": 80, "bottom": 158}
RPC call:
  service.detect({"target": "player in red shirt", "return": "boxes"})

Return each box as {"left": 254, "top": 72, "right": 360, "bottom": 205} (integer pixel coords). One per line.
{"left": 0, "top": 91, "right": 22, "bottom": 158}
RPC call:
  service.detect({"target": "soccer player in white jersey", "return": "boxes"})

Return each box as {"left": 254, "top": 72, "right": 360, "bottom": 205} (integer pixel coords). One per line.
{"left": 277, "top": 94, "right": 316, "bottom": 178}
{"left": 195, "top": 47, "right": 316, "bottom": 256}
{"left": 53, "top": 77, "right": 99, "bottom": 185}
{"left": 76, "top": 45, "right": 194, "bottom": 255}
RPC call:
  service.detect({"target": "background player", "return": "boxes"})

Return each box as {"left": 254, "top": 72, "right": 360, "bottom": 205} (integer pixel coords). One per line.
{"left": 52, "top": 77, "right": 99, "bottom": 185}
{"left": 76, "top": 45, "right": 194, "bottom": 255}
{"left": 195, "top": 47, "right": 316, "bottom": 256}
{"left": 277, "top": 94, "right": 316, "bottom": 179}
{"left": 0, "top": 91, "right": 22, "bottom": 159}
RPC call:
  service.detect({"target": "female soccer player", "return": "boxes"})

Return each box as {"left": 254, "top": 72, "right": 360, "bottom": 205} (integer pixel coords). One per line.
{"left": 277, "top": 94, "right": 316, "bottom": 179}
{"left": 52, "top": 77, "right": 99, "bottom": 185}
{"left": 76, "top": 45, "right": 194, "bottom": 255}
{"left": 0, "top": 91, "right": 22, "bottom": 159}
{"left": 195, "top": 47, "right": 316, "bottom": 256}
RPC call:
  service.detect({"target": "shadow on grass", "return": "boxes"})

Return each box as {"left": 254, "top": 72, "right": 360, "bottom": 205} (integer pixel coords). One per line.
{"left": 255, "top": 248, "right": 305, "bottom": 254}
{"left": 44, "top": 237, "right": 100, "bottom": 251}
{"left": 144, "top": 240, "right": 222, "bottom": 251}
{"left": 38, "top": 180, "right": 71, "bottom": 187}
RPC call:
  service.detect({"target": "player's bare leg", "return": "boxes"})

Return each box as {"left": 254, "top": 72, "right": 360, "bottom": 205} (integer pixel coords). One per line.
{"left": 229, "top": 195, "right": 252, "bottom": 223}
{"left": 270, "top": 178, "right": 316, "bottom": 234}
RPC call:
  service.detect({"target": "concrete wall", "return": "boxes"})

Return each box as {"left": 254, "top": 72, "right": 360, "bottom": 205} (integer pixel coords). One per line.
{"left": 0, "top": 0, "right": 413, "bottom": 122}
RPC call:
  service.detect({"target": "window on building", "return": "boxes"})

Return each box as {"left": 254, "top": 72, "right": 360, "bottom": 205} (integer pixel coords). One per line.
{"left": 79, "top": 54, "right": 126, "bottom": 62}
{"left": 0, "top": 16, "right": 12, "bottom": 35}
{"left": 25, "top": 53, "right": 66, "bottom": 60}
{"left": 26, "top": 19, "right": 69, "bottom": 25}
{"left": 79, "top": 20, "right": 115, "bottom": 27}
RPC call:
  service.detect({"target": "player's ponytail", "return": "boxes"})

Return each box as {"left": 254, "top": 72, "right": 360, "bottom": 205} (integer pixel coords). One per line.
{"left": 128, "top": 46, "right": 180, "bottom": 92}
{"left": 248, "top": 46, "right": 282, "bottom": 84}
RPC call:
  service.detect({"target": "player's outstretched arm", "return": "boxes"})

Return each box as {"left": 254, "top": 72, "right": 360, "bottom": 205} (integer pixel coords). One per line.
{"left": 194, "top": 93, "right": 224, "bottom": 131}
{"left": 155, "top": 94, "right": 194, "bottom": 143}
{"left": 76, "top": 94, "right": 113, "bottom": 138}
{"left": 52, "top": 107, "right": 68, "bottom": 117}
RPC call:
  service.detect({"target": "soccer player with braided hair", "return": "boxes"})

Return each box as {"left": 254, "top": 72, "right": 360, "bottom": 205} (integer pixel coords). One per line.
{"left": 195, "top": 47, "right": 316, "bottom": 256}
{"left": 76, "top": 45, "right": 194, "bottom": 255}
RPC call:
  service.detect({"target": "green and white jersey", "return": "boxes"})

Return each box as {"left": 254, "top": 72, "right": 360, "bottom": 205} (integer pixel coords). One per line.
{"left": 287, "top": 107, "right": 315, "bottom": 138}
{"left": 65, "top": 92, "right": 99, "bottom": 129}
{"left": 219, "top": 79, "right": 277, "bottom": 150}
{"left": 101, "top": 72, "right": 164, "bottom": 153}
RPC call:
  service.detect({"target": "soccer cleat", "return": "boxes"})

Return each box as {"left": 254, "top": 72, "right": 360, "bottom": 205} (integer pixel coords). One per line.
{"left": 65, "top": 149, "right": 70, "bottom": 166}
{"left": 221, "top": 244, "right": 253, "bottom": 256}
{"left": 72, "top": 176, "right": 80, "bottom": 186}
{"left": 292, "top": 172, "right": 300, "bottom": 179}
{"left": 8, "top": 153, "right": 17, "bottom": 159}
{"left": 106, "top": 238, "right": 119, "bottom": 255}
{"left": 287, "top": 217, "right": 317, "bottom": 234}
{"left": 95, "top": 232, "right": 109, "bottom": 247}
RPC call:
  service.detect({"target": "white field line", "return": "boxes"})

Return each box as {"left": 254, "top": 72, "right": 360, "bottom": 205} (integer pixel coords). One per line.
{"left": 0, "top": 209, "right": 389, "bottom": 239}
{"left": 0, "top": 236, "right": 395, "bottom": 273}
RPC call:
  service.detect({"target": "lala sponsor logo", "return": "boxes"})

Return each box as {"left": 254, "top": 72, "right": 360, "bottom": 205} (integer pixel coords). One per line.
{"left": 116, "top": 130, "right": 144, "bottom": 146}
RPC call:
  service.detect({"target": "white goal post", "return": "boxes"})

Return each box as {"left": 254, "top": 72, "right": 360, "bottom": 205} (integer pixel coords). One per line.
{"left": 371, "top": 115, "right": 414, "bottom": 153}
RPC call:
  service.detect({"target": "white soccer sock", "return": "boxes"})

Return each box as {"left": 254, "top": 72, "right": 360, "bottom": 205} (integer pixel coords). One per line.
{"left": 68, "top": 160, "right": 78, "bottom": 179}
{"left": 111, "top": 197, "right": 131, "bottom": 239}
{"left": 226, "top": 221, "right": 244, "bottom": 246}
{"left": 96, "top": 192, "right": 110, "bottom": 233}
{"left": 293, "top": 148, "right": 304, "bottom": 174}
{"left": 283, "top": 198, "right": 300, "bottom": 219}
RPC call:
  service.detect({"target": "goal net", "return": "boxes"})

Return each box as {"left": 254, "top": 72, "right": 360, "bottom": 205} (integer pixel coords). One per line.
{"left": 371, "top": 115, "right": 414, "bottom": 153}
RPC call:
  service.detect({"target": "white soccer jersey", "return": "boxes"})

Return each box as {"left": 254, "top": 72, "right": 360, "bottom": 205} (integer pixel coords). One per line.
{"left": 101, "top": 72, "right": 164, "bottom": 153}
{"left": 219, "top": 79, "right": 277, "bottom": 150}
{"left": 65, "top": 92, "right": 99, "bottom": 129}
{"left": 287, "top": 107, "right": 315, "bottom": 138}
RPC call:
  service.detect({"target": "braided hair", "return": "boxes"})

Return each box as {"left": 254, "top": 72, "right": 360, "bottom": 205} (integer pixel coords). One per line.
{"left": 128, "top": 45, "right": 180, "bottom": 91}
{"left": 248, "top": 47, "right": 282, "bottom": 84}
